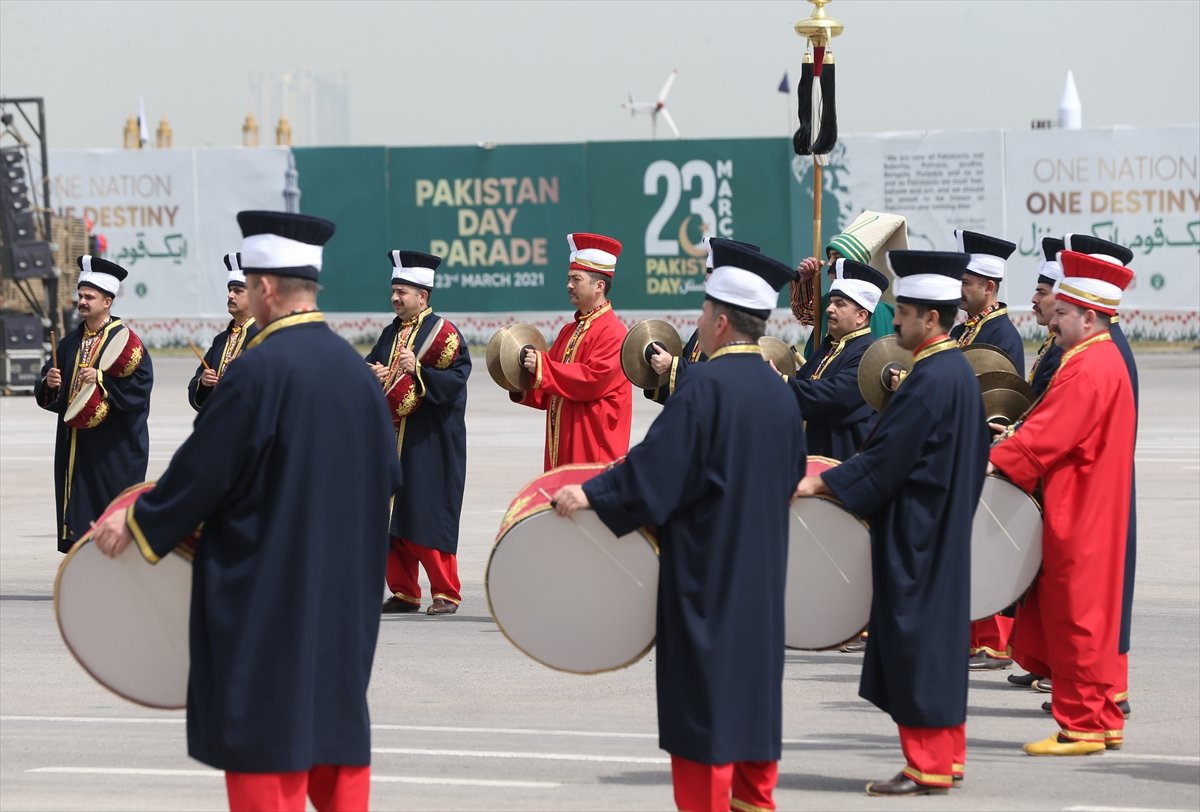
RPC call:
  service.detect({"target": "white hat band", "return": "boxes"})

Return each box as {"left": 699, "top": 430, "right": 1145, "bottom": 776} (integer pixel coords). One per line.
{"left": 1053, "top": 276, "right": 1122, "bottom": 308}
{"left": 78, "top": 270, "right": 120, "bottom": 296}
{"left": 569, "top": 247, "right": 617, "bottom": 270}
{"left": 1037, "top": 260, "right": 1063, "bottom": 282}
{"left": 392, "top": 266, "right": 436, "bottom": 288}
{"left": 894, "top": 273, "right": 961, "bottom": 302}
{"left": 966, "top": 253, "right": 1006, "bottom": 279}
{"left": 227, "top": 270, "right": 247, "bottom": 286}
{"left": 241, "top": 233, "right": 324, "bottom": 270}
{"left": 830, "top": 279, "right": 881, "bottom": 313}
{"left": 706, "top": 265, "right": 777, "bottom": 312}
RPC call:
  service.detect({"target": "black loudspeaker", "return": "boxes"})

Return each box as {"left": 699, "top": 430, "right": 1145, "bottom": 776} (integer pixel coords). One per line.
{"left": 0, "top": 311, "right": 42, "bottom": 350}
{"left": 0, "top": 147, "right": 54, "bottom": 281}
{"left": 8, "top": 242, "right": 54, "bottom": 279}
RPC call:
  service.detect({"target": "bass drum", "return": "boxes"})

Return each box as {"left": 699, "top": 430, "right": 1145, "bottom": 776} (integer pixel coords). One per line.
{"left": 971, "top": 473, "right": 1042, "bottom": 621}
{"left": 487, "top": 463, "right": 659, "bottom": 674}
{"left": 785, "top": 457, "right": 872, "bottom": 650}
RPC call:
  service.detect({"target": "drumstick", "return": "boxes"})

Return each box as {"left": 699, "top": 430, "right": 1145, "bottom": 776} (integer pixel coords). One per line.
{"left": 540, "top": 488, "right": 646, "bottom": 589}
{"left": 187, "top": 339, "right": 212, "bottom": 371}
{"left": 977, "top": 494, "right": 1022, "bottom": 552}
{"left": 790, "top": 506, "right": 851, "bottom": 584}
{"left": 49, "top": 329, "right": 58, "bottom": 369}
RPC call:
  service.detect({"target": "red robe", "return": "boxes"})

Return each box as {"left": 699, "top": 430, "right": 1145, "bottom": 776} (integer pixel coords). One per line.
{"left": 514, "top": 302, "right": 632, "bottom": 470}
{"left": 989, "top": 333, "right": 1135, "bottom": 736}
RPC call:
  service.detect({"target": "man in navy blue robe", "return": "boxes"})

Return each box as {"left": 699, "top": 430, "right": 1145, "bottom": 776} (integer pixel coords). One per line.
{"left": 780, "top": 259, "right": 887, "bottom": 460}
{"left": 950, "top": 229, "right": 1025, "bottom": 376}
{"left": 797, "top": 250, "right": 989, "bottom": 796}
{"left": 1026, "top": 237, "right": 1066, "bottom": 399}
{"left": 366, "top": 250, "right": 470, "bottom": 615}
{"left": 36, "top": 256, "right": 152, "bottom": 553}
{"left": 187, "top": 252, "right": 259, "bottom": 412}
{"left": 553, "top": 240, "right": 806, "bottom": 812}
{"left": 92, "top": 211, "right": 402, "bottom": 812}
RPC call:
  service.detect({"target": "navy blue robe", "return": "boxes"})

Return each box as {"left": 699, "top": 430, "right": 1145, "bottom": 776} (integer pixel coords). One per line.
{"left": 187, "top": 319, "right": 260, "bottom": 411}
{"left": 802, "top": 273, "right": 896, "bottom": 357}
{"left": 1110, "top": 319, "right": 1138, "bottom": 654}
{"left": 583, "top": 347, "right": 806, "bottom": 763}
{"left": 645, "top": 329, "right": 705, "bottom": 404}
{"left": 35, "top": 318, "right": 153, "bottom": 552}
{"left": 821, "top": 341, "right": 989, "bottom": 728}
{"left": 786, "top": 326, "right": 875, "bottom": 459}
{"left": 950, "top": 305, "right": 1025, "bottom": 377}
{"left": 365, "top": 311, "right": 470, "bottom": 553}
{"left": 126, "top": 313, "right": 402, "bottom": 773}
{"left": 1028, "top": 333, "right": 1064, "bottom": 399}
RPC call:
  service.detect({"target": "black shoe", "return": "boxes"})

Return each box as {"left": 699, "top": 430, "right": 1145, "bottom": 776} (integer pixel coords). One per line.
{"left": 1118, "top": 699, "right": 1131, "bottom": 717}
{"left": 1033, "top": 677, "right": 1053, "bottom": 693}
{"left": 840, "top": 634, "right": 867, "bottom": 653}
{"left": 382, "top": 596, "right": 420, "bottom": 614}
{"left": 1042, "top": 700, "right": 1053, "bottom": 714}
{"left": 969, "top": 650, "right": 1014, "bottom": 670}
{"left": 1008, "top": 671, "right": 1043, "bottom": 687}
{"left": 865, "top": 772, "right": 949, "bottom": 797}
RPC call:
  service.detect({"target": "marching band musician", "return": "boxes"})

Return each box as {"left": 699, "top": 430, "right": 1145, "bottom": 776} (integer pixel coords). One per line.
{"left": 989, "top": 249, "right": 1136, "bottom": 755}
{"left": 796, "top": 250, "right": 989, "bottom": 796}
{"left": 552, "top": 239, "right": 805, "bottom": 812}
{"left": 644, "top": 237, "right": 758, "bottom": 404}
{"left": 35, "top": 256, "right": 153, "bottom": 553}
{"left": 513, "top": 232, "right": 632, "bottom": 470}
{"left": 949, "top": 229, "right": 1025, "bottom": 376}
{"left": 91, "top": 211, "right": 402, "bottom": 811}
{"left": 1026, "top": 237, "right": 1066, "bottom": 399}
{"left": 366, "top": 251, "right": 471, "bottom": 616}
{"left": 187, "top": 252, "right": 259, "bottom": 412}
{"left": 777, "top": 258, "right": 887, "bottom": 459}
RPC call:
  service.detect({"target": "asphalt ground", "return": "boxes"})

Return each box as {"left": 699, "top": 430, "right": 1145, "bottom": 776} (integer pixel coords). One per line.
{"left": 1, "top": 349, "right": 1197, "bottom": 811}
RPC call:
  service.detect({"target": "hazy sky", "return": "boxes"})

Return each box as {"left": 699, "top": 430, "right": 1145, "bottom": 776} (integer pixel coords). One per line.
{"left": 2, "top": 0, "right": 1198, "bottom": 150}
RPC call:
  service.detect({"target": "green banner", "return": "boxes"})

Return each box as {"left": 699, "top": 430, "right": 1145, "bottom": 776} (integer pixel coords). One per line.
{"left": 586, "top": 138, "right": 795, "bottom": 309}
{"left": 387, "top": 143, "right": 588, "bottom": 311}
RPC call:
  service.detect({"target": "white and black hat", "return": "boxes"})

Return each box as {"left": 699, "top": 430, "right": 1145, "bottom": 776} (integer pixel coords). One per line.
{"left": 1062, "top": 234, "right": 1134, "bottom": 267}
{"left": 888, "top": 251, "right": 970, "bottom": 307}
{"left": 76, "top": 255, "right": 128, "bottom": 297}
{"left": 705, "top": 240, "right": 797, "bottom": 319}
{"left": 829, "top": 259, "right": 889, "bottom": 313}
{"left": 389, "top": 250, "right": 442, "bottom": 291}
{"left": 1037, "top": 237, "right": 1066, "bottom": 285}
{"left": 954, "top": 229, "right": 1016, "bottom": 280}
{"left": 237, "top": 211, "right": 336, "bottom": 281}
{"left": 224, "top": 252, "right": 247, "bottom": 288}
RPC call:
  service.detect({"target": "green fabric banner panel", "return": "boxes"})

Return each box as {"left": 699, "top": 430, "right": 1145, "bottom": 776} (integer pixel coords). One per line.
{"left": 387, "top": 144, "right": 588, "bottom": 311}
{"left": 586, "top": 138, "right": 795, "bottom": 310}
{"left": 293, "top": 147, "right": 390, "bottom": 312}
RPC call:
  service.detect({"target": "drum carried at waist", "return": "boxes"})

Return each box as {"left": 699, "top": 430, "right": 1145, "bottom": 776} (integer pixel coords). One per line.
{"left": 54, "top": 482, "right": 199, "bottom": 709}
{"left": 384, "top": 316, "right": 461, "bottom": 426}
{"left": 786, "top": 457, "right": 873, "bottom": 650}
{"left": 63, "top": 381, "right": 109, "bottom": 429}
{"left": 487, "top": 463, "right": 659, "bottom": 674}
{"left": 970, "top": 473, "right": 1042, "bottom": 620}
{"left": 97, "top": 327, "right": 145, "bottom": 378}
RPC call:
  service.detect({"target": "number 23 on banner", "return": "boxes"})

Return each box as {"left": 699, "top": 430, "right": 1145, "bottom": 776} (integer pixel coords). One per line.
{"left": 643, "top": 159, "right": 734, "bottom": 255}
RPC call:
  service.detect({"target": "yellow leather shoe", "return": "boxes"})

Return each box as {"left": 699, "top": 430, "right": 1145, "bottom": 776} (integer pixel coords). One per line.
{"left": 1023, "top": 735, "right": 1105, "bottom": 756}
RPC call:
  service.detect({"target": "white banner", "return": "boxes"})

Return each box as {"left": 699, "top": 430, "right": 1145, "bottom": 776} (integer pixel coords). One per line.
{"left": 1004, "top": 127, "right": 1200, "bottom": 310}
{"left": 50, "top": 148, "right": 291, "bottom": 317}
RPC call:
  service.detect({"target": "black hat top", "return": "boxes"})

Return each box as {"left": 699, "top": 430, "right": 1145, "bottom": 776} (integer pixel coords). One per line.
{"left": 1063, "top": 234, "right": 1134, "bottom": 266}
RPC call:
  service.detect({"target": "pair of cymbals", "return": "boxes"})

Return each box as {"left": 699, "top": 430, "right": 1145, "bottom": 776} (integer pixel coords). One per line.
{"left": 857, "top": 335, "right": 909, "bottom": 412}
{"left": 621, "top": 320, "right": 683, "bottom": 390}
{"left": 962, "top": 344, "right": 1019, "bottom": 378}
{"left": 759, "top": 336, "right": 802, "bottom": 377}
{"left": 486, "top": 323, "right": 548, "bottom": 392}
{"left": 977, "top": 370, "right": 1033, "bottom": 426}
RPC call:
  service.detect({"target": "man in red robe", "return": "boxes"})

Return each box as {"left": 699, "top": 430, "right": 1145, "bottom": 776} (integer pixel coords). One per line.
{"left": 513, "top": 232, "right": 632, "bottom": 470}
{"left": 989, "top": 249, "right": 1136, "bottom": 756}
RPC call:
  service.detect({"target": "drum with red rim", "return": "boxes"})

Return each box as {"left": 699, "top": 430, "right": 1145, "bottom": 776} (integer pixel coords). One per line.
{"left": 384, "top": 317, "right": 461, "bottom": 426}
{"left": 54, "top": 482, "right": 199, "bottom": 709}
{"left": 786, "top": 457, "right": 873, "bottom": 650}
{"left": 486, "top": 463, "right": 659, "bottom": 674}
{"left": 63, "top": 381, "right": 109, "bottom": 429}
{"left": 98, "top": 328, "right": 145, "bottom": 378}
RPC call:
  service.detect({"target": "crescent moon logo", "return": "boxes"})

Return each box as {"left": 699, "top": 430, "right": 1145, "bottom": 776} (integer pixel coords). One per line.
{"left": 678, "top": 216, "right": 709, "bottom": 258}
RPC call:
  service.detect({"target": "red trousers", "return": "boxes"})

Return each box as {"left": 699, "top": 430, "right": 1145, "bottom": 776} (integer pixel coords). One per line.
{"left": 225, "top": 765, "right": 369, "bottom": 812}
{"left": 386, "top": 536, "right": 460, "bottom": 605}
{"left": 1051, "top": 676, "right": 1125, "bottom": 745}
{"left": 670, "top": 754, "right": 777, "bottom": 812}
{"left": 898, "top": 724, "right": 966, "bottom": 787}
{"left": 969, "top": 614, "right": 1014, "bottom": 657}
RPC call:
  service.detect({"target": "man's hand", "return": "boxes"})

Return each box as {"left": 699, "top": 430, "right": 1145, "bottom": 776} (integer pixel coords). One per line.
{"left": 369, "top": 362, "right": 389, "bottom": 384}
{"left": 92, "top": 509, "right": 134, "bottom": 559}
{"left": 794, "top": 475, "right": 830, "bottom": 499}
{"left": 648, "top": 343, "right": 674, "bottom": 376}
{"left": 396, "top": 347, "right": 417, "bottom": 375}
{"left": 522, "top": 347, "right": 539, "bottom": 373}
{"left": 77, "top": 367, "right": 98, "bottom": 386}
{"left": 987, "top": 421, "right": 1008, "bottom": 437}
{"left": 797, "top": 256, "right": 821, "bottom": 284}
{"left": 45, "top": 367, "right": 62, "bottom": 389}
{"left": 199, "top": 368, "right": 219, "bottom": 388}
{"left": 552, "top": 485, "right": 589, "bottom": 517}
{"left": 986, "top": 461, "right": 996, "bottom": 476}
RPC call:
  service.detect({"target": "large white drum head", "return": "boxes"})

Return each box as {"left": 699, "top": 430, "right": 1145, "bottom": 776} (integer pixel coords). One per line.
{"left": 971, "top": 475, "right": 1043, "bottom": 621}
{"left": 55, "top": 540, "right": 192, "bottom": 709}
{"left": 786, "top": 497, "right": 872, "bottom": 650}
{"left": 487, "top": 509, "right": 658, "bottom": 674}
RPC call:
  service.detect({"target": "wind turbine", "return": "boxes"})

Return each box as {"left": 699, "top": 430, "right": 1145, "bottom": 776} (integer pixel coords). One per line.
{"left": 622, "top": 69, "right": 681, "bottom": 139}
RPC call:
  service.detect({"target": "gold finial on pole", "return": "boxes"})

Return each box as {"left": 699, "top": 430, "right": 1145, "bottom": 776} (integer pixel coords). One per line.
{"left": 794, "top": 0, "right": 844, "bottom": 49}
{"left": 156, "top": 117, "right": 173, "bottom": 148}
{"left": 122, "top": 117, "right": 139, "bottom": 149}
{"left": 242, "top": 114, "right": 260, "bottom": 147}
{"left": 275, "top": 116, "right": 292, "bottom": 146}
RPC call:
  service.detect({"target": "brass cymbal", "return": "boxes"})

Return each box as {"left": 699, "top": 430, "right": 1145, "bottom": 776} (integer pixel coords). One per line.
{"left": 486, "top": 327, "right": 512, "bottom": 391}
{"left": 857, "top": 334, "right": 910, "bottom": 412}
{"left": 982, "top": 387, "right": 1033, "bottom": 426}
{"left": 962, "top": 344, "right": 1018, "bottom": 377}
{"left": 976, "top": 370, "right": 1034, "bottom": 402}
{"left": 621, "top": 320, "right": 683, "bottom": 390}
{"left": 759, "top": 336, "right": 799, "bottom": 377}
{"left": 497, "top": 323, "right": 549, "bottom": 392}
